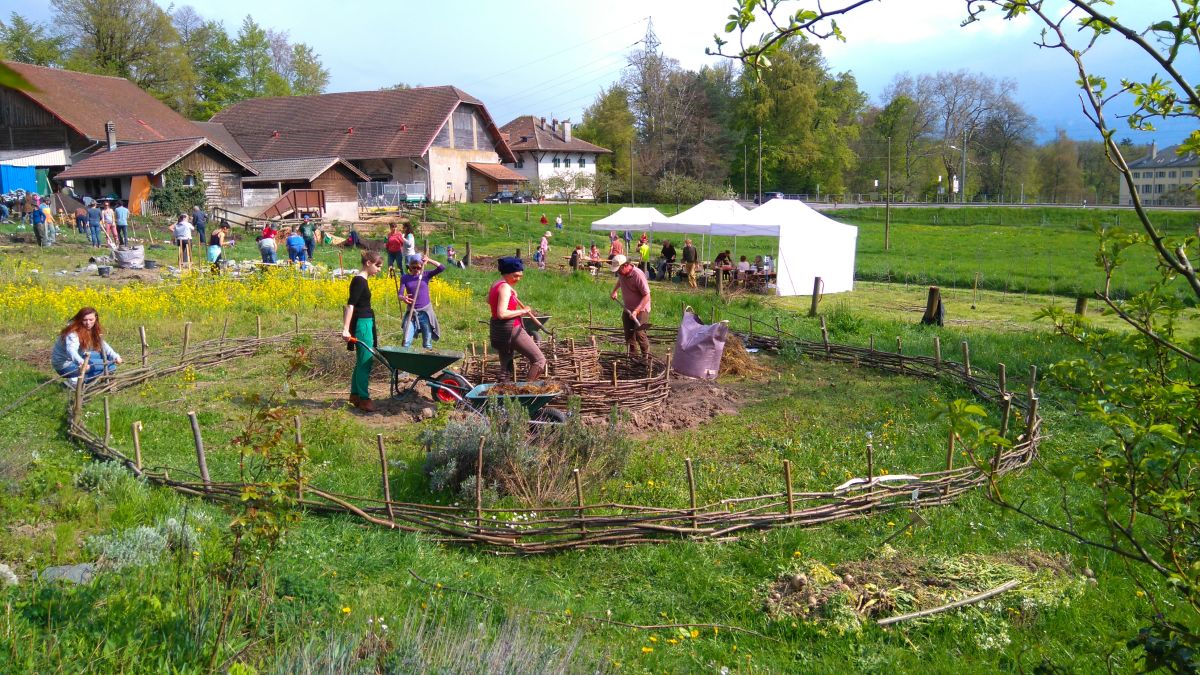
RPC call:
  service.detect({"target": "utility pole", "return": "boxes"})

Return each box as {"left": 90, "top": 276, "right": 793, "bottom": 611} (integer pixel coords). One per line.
{"left": 885, "top": 136, "right": 892, "bottom": 251}
{"left": 960, "top": 129, "right": 967, "bottom": 204}
{"left": 756, "top": 126, "right": 763, "bottom": 204}
{"left": 743, "top": 144, "right": 748, "bottom": 199}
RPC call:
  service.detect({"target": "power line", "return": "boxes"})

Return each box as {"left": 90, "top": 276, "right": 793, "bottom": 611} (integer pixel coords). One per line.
{"left": 484, "top": 56, "right": 626, "bottom": 108}
{"left": 460, "top": 17, "right": 647, "bottom": 89}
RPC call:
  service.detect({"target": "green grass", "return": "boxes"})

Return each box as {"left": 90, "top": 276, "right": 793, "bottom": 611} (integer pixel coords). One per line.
{"left": 0, "top": 209, "right": 1189, "bottom": 672}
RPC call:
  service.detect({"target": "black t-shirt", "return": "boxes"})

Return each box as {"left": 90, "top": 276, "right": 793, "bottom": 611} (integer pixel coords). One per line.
{"left": 347, "top": 275, "right": 374, "bottom": 323}
{"left": 661, "top": 244, "right": 676, "bottom": 262}
{"left": 209, "top": 232, "right": 222, "bottom": 246}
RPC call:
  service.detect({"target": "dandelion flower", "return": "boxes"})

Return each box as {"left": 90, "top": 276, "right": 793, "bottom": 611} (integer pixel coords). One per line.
{"left": 1136, "top": 590, "right": 1146, "bottom": 598}
{"left": 690, "top": 629, "right": 699, "bottom": 638}
{"left": 341, "top": 606, "right": 351, "bottom": 614}
{"left": 667, "top": 639, "right": 678, "bottom": 645}
{"left": 792, "top": 551, "right": 802, "bottom": 558}
{"left": 649, "top": 636, "right": 658, "bottom": 643}
{"left": 642, "top": 647, "right": 653, "bottom": 654}
{"left": 647, "top": 480, "right": 655, "bottom": 487}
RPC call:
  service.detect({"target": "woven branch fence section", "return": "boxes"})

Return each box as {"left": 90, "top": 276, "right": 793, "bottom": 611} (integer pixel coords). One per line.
{"left": 64, "top": 319, "right": 1043, "bottom": 554}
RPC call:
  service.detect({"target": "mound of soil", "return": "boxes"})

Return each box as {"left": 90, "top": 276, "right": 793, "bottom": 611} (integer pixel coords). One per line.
{"left": 624, "top": 377, "right": 747, "bottom": 436}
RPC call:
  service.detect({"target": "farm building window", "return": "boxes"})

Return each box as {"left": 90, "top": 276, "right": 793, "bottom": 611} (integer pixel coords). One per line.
{"left": 1184, "top": 170, "right": 1194, "bottom": 177}
{"left": 553, "top": 157, "right": 560, "bottom": 168}
{"left": 578, "top": 156, "right": 586, "bottom": 168}
{"left": 564, "top": 157, "right": 571, "bottom": 169}
{"left": 516, "top": 158, "right": 524, "bottom": 168}
{"left": 1157, "top": 170, "right": 1166, "bottom": 178}
{"left": 183, "top": 174, "right": 197, "bottom": 187}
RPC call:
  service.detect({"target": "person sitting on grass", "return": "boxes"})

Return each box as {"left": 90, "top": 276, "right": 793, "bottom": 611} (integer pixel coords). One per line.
{"left": 286, "top": 228, "right": 307, "bottom": 263}
{"left": 51, "top": 307, "right": 122, "bottom": 385}
{"left": 399, "top": 253, "right": 444, "bottom": 350}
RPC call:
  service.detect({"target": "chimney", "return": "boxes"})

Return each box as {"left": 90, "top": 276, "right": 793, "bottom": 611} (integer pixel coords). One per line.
{"left": 552, "top": 118, "right": 559, "bottom": 132}
{"left": 540, "top": 116, "right": 546, "bottom": 129}
{"left": 1150, "top": 141, "right": 1158, "bottom": 159}
{"left": 563, "top": 121, "right": 572, "bottom": 142}
{"left": 105, "top": 121, "right": 116, "bottom": 152}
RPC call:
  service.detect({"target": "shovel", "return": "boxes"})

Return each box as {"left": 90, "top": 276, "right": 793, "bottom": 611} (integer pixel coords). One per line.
{"left": 612, "top": 297, "right": 647, "bottom": 328}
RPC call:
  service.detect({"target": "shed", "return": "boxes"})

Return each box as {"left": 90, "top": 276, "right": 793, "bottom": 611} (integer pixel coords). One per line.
{"left": 243, "top": 157, "right": 369, "bottom": 221}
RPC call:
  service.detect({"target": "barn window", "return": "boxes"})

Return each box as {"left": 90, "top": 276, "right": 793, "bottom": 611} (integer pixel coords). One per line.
{"left": 578, "top": 156, "right": 586, "bottom": 168}
{"left": 553, "top": 157, "right": 560, "bottom": 168}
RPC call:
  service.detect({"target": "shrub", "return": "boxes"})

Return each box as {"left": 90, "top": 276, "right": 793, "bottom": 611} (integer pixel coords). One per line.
{"left": 421, "top": 400, "right": 630, "bottom": 506}
{"left": 84, "top": 512, "right": 205, "bottom": 570}
{"left": 75, "top": 460, "right": 140, "bottom": 494}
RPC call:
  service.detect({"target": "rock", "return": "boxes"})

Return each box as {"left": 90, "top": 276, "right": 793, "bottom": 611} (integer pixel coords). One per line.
{"left": 0, "top": 563, "right": 17, "bottom": 586}
{"left": 1082, "top": 567, "right": 1094, "bottom": 579}
{"left": 790, "top": 573, "right": 807, "bottom": 591}
{"left": 420, "top": 407, "right": 435, "bottom": 420}
{"left": 38, "top": 562, "right": 96, "bottom": 585}
{"left": 842, "top": 574, "right": 855, "bottom": 585}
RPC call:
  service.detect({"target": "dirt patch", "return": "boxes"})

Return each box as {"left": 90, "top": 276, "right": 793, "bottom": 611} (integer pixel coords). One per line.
{"left": 765, "top": 548, "right": 1084, "bottom": 630}
{"left": 623, "top": 377, "right": 748, "bottom": 436}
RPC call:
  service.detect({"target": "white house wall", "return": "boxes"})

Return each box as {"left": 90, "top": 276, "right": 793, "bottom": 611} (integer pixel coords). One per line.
{"left": 509, "top": 151, "right": 601, "bottom": 199}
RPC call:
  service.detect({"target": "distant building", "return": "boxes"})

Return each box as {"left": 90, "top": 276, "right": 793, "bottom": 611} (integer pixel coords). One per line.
{"left": 499, "top": 116, "right": 611, "bottom": 199}
{"left": 210, "top": 87, "right": 521, "bottom": 203}
{"left": 1120, "top": 142, "right": 1200, "bottom": 206}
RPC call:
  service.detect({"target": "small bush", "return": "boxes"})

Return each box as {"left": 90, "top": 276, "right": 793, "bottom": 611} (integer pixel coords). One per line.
{"left": 75, "top": 461, "right": 139, "bottom": 494}
{"left": 422, "top": 400, "right": 630, "bottom": 506}
{"left": 84, "top": 512, "right": 205, "bottom": 570}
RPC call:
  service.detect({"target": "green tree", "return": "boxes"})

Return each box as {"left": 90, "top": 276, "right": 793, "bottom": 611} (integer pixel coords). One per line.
{"left": 0, "top": 13, "right": 65, "bottom": 66}
{"left": 51, "top": 0, "right": 194, "bottom": 108}
{"left": 235, "top": 15, "right": 273, "bottom": 98}
{"left": 576, "top": 85, "right": 636, "bottom": 190}
{"left": 289, "top": 43, "right": 329, "bottom": 96}
{"left": 173, "top": 7, "right": 241, "bottom": 120}
{"left": 1034, "top": 129, "right": 1084, "bottom": 203}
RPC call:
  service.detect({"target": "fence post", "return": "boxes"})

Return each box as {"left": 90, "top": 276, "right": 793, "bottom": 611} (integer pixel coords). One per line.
{"left": 1074, "top": 297, "right": 1088, "bottom": 316}
{"left": 998, "top": 363, "right": 1007, "bottom": 396}
{"left": 181, "top": 322, "right": 192, "bottom": 359}
{"left": 103, "top": 396, "right": 111, "bottom": 447}
{"left": 820, "top": 316, "right": 830, "bottom": 355}
{"left": 139, "top": 326, "right": 149, "bottom": 367}
{"left": 187, "top": 412, "right": 210, "bottom": 491}
{"left": 131, "top": 421, "right": 143, "bottom": 472}
{"left": 256, "top": 315, "right": 262, "bottom": 339}
{"left": 933, "top": 336, "right": 941, "bottom": 367}
{"left": 377, "top": 434, "right": 394, "bottom": 521}
{"left": 475, "top": 438, "right": 485, "bottom": 533}
{"left": 574, "top": 469, "right": 586, "bottom": 536}
{"left": 866, "top": 442, "right": 874, "bottom": 481}
{"left": 961, "top": 340, "right": 971, "bottom": 378}
{"left": 783, "top": 460, "right": 795, "bottom": 516}
{"left": 685, "top": 458, "right": 698, "bottom": 531}
{"left": 809, "top": 277, "right": 823, "bottom": 317}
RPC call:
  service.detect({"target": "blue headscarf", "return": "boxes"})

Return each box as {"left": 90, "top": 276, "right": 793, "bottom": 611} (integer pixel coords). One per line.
{"left": 498, "top": 256, "right": 524, "bottom": 274}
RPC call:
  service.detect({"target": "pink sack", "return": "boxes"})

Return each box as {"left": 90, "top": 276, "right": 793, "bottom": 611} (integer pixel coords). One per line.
{"left": 672, "top": 308, "right": 728, "bottom": 379}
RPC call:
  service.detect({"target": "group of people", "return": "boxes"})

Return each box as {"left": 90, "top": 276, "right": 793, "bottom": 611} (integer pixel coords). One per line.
{"left": 338, "top": 248, "right": 652, "bottom": 412}
{"left": 74, "top": 200, "right": 132, "bottom": 248}
{"left": 170, "top": 207, "right": 232, "bottom": 266}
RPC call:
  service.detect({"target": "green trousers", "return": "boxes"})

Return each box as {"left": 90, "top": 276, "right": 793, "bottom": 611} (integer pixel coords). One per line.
{"left": 351, "top": 317, "right": 375, "bottom": 400}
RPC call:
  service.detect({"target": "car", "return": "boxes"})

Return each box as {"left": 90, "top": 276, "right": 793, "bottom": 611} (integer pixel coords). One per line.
{"left": 754, "top": 191, "right": 785, "bottom": 204}
{"left": 483, "top": 191, "right": 516, "bottom": 204}
{"left": 512, "top": 192, "right": 534, "bottom": 203}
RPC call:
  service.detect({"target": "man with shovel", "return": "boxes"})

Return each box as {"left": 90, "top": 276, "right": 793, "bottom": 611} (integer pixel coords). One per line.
{"left": 609, "top": 254, "right": 651, "bottom": 358}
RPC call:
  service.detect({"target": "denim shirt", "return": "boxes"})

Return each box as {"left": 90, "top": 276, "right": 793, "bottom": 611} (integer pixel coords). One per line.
{"left": 52, "top": 332, "right": 120, "bottom": 370}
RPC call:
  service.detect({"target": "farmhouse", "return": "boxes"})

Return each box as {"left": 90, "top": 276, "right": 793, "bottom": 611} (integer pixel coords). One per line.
{"left": 499, "top": 116, "right": 611, "bottom": 199}
{"left": 1120, "top": 142, "right": 1200, "bottom": 206}
{"left": 209, "top": 86, "right": 518, "bottom": 203}
{"left": 0, "top": 60, "right": 206, "bottom": 188}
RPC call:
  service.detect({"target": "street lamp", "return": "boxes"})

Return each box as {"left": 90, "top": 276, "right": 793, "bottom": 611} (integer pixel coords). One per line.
{"left": 948, "top": 131, "right": 967, "bottom": 204}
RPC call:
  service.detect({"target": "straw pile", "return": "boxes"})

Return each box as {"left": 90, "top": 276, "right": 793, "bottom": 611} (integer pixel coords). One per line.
{"left": 720, "top": 334, "right": 770, "bottom": 377}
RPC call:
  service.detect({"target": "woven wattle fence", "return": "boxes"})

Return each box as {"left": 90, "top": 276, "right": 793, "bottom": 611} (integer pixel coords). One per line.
{"left": 64, "top": 316, "right": 1042, "bottom": 554}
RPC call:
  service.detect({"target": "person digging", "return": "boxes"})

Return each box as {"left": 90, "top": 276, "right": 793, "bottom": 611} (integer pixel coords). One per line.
{"left": 609, "top": 254, "right": 651, "bottom": 358}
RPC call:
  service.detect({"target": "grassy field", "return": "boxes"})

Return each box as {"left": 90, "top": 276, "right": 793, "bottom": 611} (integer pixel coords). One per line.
{"left": 0, "top": 204, "right": 1190, "bottom": 672}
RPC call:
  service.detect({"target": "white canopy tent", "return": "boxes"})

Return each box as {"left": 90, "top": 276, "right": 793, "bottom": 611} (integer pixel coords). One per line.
{"left": 649, "top": 199, "right": 749, "bottom": 235}
{"left": 589, "top": 207, "right": 668, "bottom": 232}
{"left": 710, "top": 198, "right": 858, "bottom": 296}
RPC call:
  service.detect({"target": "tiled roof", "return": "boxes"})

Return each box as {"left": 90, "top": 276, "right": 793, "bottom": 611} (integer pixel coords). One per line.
{"left": 1128, "top": 144, "right": 1200, "bottom": 169}
{"left": 210, "top": 85, "right": 516, "bottom": 163}
{"left": 499, "top": 116, "right": 611, "bottom": 154}
{"left": 467, "top": 162, "right": 527, "bottom": 182}
{"left": 4, "top": 61, "right": 205, "bottom": 143}
{"left": 246, "top": 156, "right": 369, "bottom": 183}
{"left": 56, "top": 138, "right": 257, "bottom": 180}
{"left": 193, "top": 121, "right": 253, "bottom": 164}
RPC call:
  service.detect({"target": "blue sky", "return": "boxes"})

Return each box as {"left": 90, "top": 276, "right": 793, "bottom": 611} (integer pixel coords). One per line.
{"left": 8, "top": 0, "right": 1195, "bottom": 145}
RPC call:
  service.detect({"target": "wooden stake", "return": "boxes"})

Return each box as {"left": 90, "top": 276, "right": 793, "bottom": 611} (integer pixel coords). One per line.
{"left": 998, "top": 363, "right": 1007, "bottom": 396}
{"left": 748, "top": 314, "right": 754, "bottom": 337}
{"left": 573, "top": 469, "right": 586, "bottom": 535}
{"left": 132, "top": 421, "right": 143, "bottom": 472}
{"left": 820, "top": 316, "right": 830, "bottom": 354}
{"left": 933, "top": 336, "right": 941, "bottom": 367}
{"left": 783, "top": 460, "right": 795, "bottom": 515}
{"left": 809, "top": 276, "right": 822, "bottom": 317}
{"left": 611, "top": 362, "right": 618, "bottom": 386}
{"left": 921, "top": 286, "right": 942, "bottom": 325}
{"left": 665, "top": 350, "right": 672, "bottom": 382}
{"left": 686, "top": 458, "right": 698, "bottom": 530}
{"left": 73, "top": 370, "right": 86, "bottom": 423}
{"left": 1026, "top": 396, "right": 1039, "bottom": 442}
{"left": 961, "top": 340, "right": 971, "bottom": 377}
{"left": 869, "top": 336, "right": 875, "bottom": 351}
{"left": 294, "top": 313, "right": 300, "bottom": 334}
{"left": 475, "top": 437, "right": 485, "bottom": 532}
{"left": 464, "top": 240, "right": 471, "bottom": 268}
{"left": 256, "top": 315, "right": 262, "bottom": 339}
{"left": 139, "top": 326, "right": 148, "bottom": 367}
{"left": 187, "top": 411, "right": 210, "bottom": 491}
{"left": 946, "top": 428, "right": 956, "bottom": 472}
{"left": 221, "top": 317, "right": 229, "bottom": 346}
{"left": 1028, "top": 364, "right": 1038, "bottom": 395}
{"left": 1000, "top": 394, "right": 1012, "bottom": 439}
{"left": 294, "top": 415, "right": 304, "bottom": 500}
{"left": 1074, "top": 297, "right": 1088, "bottom": 316}
{"left": 181, "top": 321, "right": 192, "bottom": 358}
{"left": 377, "top": 434, "right": 394, "bottom": 520}
{"left": 774, "top": 316, "right": 782, "bottom": 336}
{"left": 866, "top": 442, "right": 874, "bottom": 480}
{"left": 103, "top": 396, "right": 111, "bottom": 446}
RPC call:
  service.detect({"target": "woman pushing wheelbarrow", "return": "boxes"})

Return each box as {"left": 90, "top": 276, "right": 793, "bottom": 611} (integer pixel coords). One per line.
{"left": 487, "top": 257, "right": 546, "bottom": 382}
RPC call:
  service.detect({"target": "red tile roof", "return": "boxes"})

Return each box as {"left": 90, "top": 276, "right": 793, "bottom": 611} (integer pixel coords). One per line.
{"left": 210, "top": 86, "right": 516, "bottom": 163}
{"left": 467, "top": 162, "right": 528, "bottom": 182}
{"left": 193, "top": 121, "right": 253, "bottom": 164}
{"left": 499, "top": 116, "right": 611, "bottom": 154}
{"left": 4, "top": 61, "right": 206, "bottom": 143}
{"left": 56, "top": 138, "right": 257, "bottom": 180}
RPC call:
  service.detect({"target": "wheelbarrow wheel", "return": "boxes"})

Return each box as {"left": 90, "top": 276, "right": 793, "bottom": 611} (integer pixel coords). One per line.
{"left": 431, "top": 372, "right": 471, "bottom": 403}
{"left": 533, "top": 407, "right": 567, "bottom": 424}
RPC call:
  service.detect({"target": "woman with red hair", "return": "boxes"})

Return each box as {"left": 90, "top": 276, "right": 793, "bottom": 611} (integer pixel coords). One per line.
{"left": 51, "top": 307, "right": 122, "bottom": 383}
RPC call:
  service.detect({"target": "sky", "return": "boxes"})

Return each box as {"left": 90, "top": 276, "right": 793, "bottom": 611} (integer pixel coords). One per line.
{"left": 8, "top": 0, "right": 1196, "bottom": 146}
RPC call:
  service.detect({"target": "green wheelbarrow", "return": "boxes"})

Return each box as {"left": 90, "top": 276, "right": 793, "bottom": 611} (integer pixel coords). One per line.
{"left": 464, "top": 381, "right": 567, "bottom": 424}
{"left": 350, "top": 339, "right": 472, "bottom": 403}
